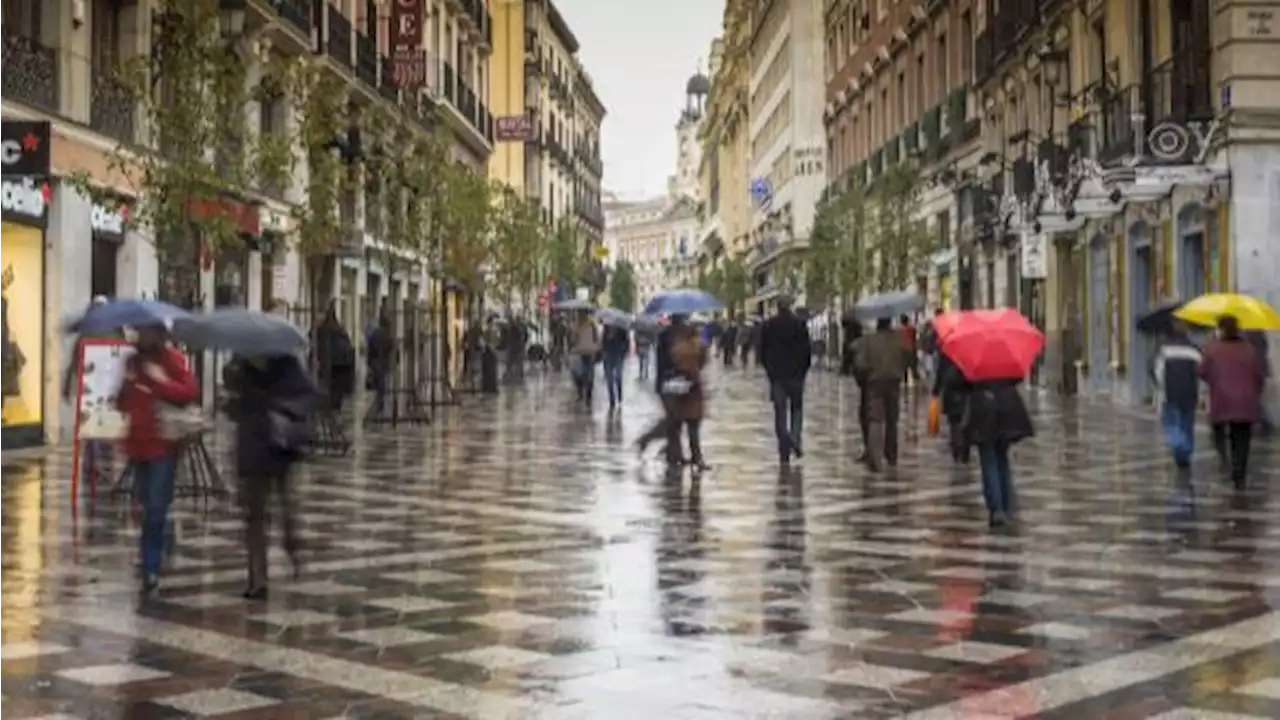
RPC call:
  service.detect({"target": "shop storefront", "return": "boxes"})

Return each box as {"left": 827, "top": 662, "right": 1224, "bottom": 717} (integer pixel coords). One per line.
{"left": 90, "top": 198, "right": 128, "bottom": 297}
{"left": 0, "top": 176, "right": 48, "bottom": 445}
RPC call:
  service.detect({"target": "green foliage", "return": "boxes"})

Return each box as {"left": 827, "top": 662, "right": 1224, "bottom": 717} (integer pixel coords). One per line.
{"left": 695, "top": 254, "right": 751, "bottom": 317}
{"left": 489, "top": 187, "right": 545, "bottom": 307}
{"left": 544, "top": 216, "right": 582, "bottom": 292}
{"left": 865, "top": 164, "right": 929, "bottom": 292}
{"left": 438, "top": 164, "right": 493, "bottom": 291}
{"left": 806, "top": 185, "right": 868, "bottom": 306}
{"left": 608, "top": 259, "right": 637, "bottom": 312}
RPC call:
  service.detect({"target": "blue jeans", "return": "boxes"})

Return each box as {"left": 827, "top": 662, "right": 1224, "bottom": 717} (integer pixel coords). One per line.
{"left": 133, "top": 456, "right": 177, "bottom": 577}
{"left": 1161, "top": 404, "right": 1196, "bottom": 466}
{"left": 977, "top": 442, "right": 1014, "bottom": 515}
{"left": 603, "top": 358, "right": 624, "bottom": 405}
{"left": 770, "top": 379, "right": 805, "bottom": 457}
{"left": 637, "top": 348, "right": 650, "bottom": 379}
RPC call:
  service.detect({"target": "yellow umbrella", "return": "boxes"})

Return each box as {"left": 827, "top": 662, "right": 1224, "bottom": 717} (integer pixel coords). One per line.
{"left": 1173, "top": 293, "right": 1280, "bottom": 331}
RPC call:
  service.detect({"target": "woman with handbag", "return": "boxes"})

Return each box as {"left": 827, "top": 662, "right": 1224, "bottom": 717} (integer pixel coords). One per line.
{"left": 636, "top": 320, "right": 710, "bottom": 472}
{"left": 224, "top": 353, "right": 317, "bottom": 599}
{"left": 116, "top": 325, "right": 199, "bottom": 592}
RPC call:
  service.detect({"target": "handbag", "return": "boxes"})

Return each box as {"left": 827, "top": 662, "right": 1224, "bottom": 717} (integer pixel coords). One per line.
{"left": 927, "top": 396, "right": 941, "bottom": 436}
{"left": 267, "top": 408, "right": 311, "bottom": 451}
{"left": 156, "top": 402, "right": 209, "bottom": 442}
{"left": 661, "top": 376, "right": 692, "bottom": 396}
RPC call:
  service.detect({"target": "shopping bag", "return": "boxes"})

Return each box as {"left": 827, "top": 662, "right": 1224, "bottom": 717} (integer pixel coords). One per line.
{"left": 927, "top": 396, "right": 941, "bottom": 437}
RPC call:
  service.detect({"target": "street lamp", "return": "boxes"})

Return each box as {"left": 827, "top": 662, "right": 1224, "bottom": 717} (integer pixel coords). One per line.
{"left": 219, "top": 0, "right": 247, "bottom": 38}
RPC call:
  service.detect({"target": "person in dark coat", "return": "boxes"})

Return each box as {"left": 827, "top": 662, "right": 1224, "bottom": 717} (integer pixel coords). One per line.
{"left": 931, "top": 349, "right": 972, "bottom": 463}
{"left": 759, "top": 296, "right": 812, "bottom": 465}
{"left": 639, "top": 315, "right": 689, "bottom": 466}
{"left": 1151, "top": 321, "right": 1202, "bottom": 469}
{"left": 224, "top": 353, "right": 317, "bottom": 598}
{"left": 1200, "top": 315, "right": 1266, "bottom": 485}
{"left": 637, "top": 320, "right": 708, "bottom": 471}
{"left": 600, "top": 324, "right": 630, "bottom": 409}
{"left": 964, "top": 380, "right": 1034, "bottom": 527}
{"left": 365, "top": 312, "right": 394, "bottom": 416}
{"left": 854, "top": 317, "right": 908, "bottom": 471}
{"left": 313, "top": 302, "right": 355, "bottom": 410}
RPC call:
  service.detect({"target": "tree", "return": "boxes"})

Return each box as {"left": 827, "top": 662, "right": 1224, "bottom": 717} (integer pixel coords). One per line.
{"left": 718, "top": 254, "right": 753, "bottom": 317}
{"left": 67, "top": 0, "right": 299, "bottom": 306}
{"left": 438, "top": 164, "right": 494, "bottom": 293}
{"left": 865, "top": 164, "right": 929, "bottom": 292}
{"left": 489, "top": 187, "right": 544, "bottom": 309}
{"left": 807, "top": 183, "right": 870, "bottom": 308}
{"left": 544, "top": 216, "right": 582, "bottom": 294}
{"left": 608, "top": 260, "right": 638, "bottom": 312}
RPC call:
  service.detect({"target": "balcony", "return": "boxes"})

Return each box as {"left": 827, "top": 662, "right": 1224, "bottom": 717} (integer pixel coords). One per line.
{"left": 378, "top": 55, "right": 398, "bottom": 102}
{"left": 326, "top": 4, "right": 352, "bottom": 68}
{"left": 885, "top": 136, "right": 900, "bottom": 166}
{"left": 442, "top": 61, "right": 456, "bottom": 105}
{"left": 2, "top": 30, "right": 59, "bottom": 112}
{"left": 276, "top": 0, "right": 312, "bottom": 36}
{"left": 90, "top": 70, "right": 135, "bottom": 142}
{"left": 1147, "top": 56, "right": 1213, "bottom": 127}
{"left": 974, "top": 30, "right": 994, "bottom": 85}
{"left": 478, "top": 102, "right": 493, "bottom": 143}
{"left": 902, "top": 121, "right": 919, "bottom": 157}
{"left": 355, "top": 30, "right": 377, "bottom": 88}
{"left": 458, "top": 84, "right": 477, "bottom": 130}
{"left": 1097, "top": 84, "right": 1138, "bottom": 165}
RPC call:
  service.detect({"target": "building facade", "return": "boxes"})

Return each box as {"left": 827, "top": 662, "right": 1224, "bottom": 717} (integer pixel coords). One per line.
{"left": 745, "top": 0, "right": 827, "bottom": 311}
{"left": 488, "top": 0, "right": 530, "bottom": 193}
{"left": 0, "top": 0, "right": 492, "bottom": 447}
{"left": 573, "top": 63, "right": 607, "bottom": 251}
{"left": 605, "top": 195, "right": 701, "bottom": 311}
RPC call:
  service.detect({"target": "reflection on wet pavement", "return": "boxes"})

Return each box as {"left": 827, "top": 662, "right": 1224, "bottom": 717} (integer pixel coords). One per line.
{"left": 3, "top": 367, "right": 1279, "bottom": 718}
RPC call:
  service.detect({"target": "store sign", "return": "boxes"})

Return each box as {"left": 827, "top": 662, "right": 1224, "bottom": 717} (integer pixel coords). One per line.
{"left": 390, "top": 0, "right": 424, "bottom": 87}
{"left": 90, "top": 202, "right": 128, "bottom": 238}
{"left": 494, "top": 115, "right": 534, "bottom": 142}
{"left": 1, "top": 120, "right": 51, "bottom": 177}
{"left": 1, "top": 178, "right": 48, "bottom": 221}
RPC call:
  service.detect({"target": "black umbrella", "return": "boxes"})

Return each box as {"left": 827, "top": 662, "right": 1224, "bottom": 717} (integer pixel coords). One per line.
{"left": 1136, "top": 301, "right": 1184, "bottom": 335}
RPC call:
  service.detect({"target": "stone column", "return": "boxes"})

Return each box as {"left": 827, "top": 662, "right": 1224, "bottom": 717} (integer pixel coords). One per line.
{"left": 47, "top": 185, "right": 93, "bottom": 443}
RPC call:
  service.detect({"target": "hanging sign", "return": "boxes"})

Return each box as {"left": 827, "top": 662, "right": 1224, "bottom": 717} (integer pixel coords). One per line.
{"left": 73, "top": 338, "right": 135, "bottom": 442}
{"left": 1, "top": 120, "right": 51, "bottom": 176}
{"left": 1, "top": 177, "right": 49, "bottom": 222}
{"left": 391, "top": 0, "right": 425, "bottom": 87}
{"left": 1020, "top": 232, "right": 1049, "bottom": 280}
{"left": 90, "top": 202, "right": 129, "bottom": 239}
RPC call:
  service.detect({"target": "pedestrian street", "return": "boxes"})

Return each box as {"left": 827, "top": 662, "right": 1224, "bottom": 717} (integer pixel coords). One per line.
{"left": 2, "top": 366, "right": 1278, "bottom": 719}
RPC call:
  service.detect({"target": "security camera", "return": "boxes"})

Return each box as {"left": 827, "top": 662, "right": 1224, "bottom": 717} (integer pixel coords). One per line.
{"left": 1108, "top": 188, "right": 1122, "bottom": 204}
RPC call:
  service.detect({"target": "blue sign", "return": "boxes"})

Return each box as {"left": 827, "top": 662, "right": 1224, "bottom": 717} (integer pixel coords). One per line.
{"left": 678, "top": 235, "right": 688, "bottom": 256}
{"left": 750, "top": 178, "right": 773, "bottom": 211}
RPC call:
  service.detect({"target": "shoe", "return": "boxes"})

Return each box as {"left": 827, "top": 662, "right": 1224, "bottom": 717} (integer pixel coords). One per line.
{"left": 243, "top": 586, "right": 269, "bottom": 601}
{"left": 141, "top": 574, "right": 159, "bottom": 593}
{"left": 690, "top": 459, "right": 712, "bottom": 472}
{"left": 988, "top": 512, "right": 1008, "bottom": 528}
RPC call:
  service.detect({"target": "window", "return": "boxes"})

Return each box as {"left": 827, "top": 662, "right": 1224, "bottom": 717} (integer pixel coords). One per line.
{"left": 916, "top": 53, "right": 926, "bottom": 116}
{"left": 92, "top": 0, "right": 121, "bottom": 70}
{"left": 937, "top": 33, "right": 948, "bottom": 100}
{"left": 2, "top": 0, "right": 41, "bottom": 39}
{"left": 960, "top": 11, "right": 973, "bottom": 82}
{"left": 897, "top": 71, "right": 906, "bottom": 129}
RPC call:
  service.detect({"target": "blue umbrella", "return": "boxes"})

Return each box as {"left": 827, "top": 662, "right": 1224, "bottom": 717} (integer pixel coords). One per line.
{"left": 595, "top": 307, "right": 633, "bottom": 328}
{"left": 643, "top": 288, "right": 724, "bottom": 316}
{"left": 852, "top": 290, "right": 924, "bottom": 321}
{"left": 172, "top": 309, "right": 307, "bottom": 356}
{"left": 67, "top": 298, "right": 190, "bottom": 334}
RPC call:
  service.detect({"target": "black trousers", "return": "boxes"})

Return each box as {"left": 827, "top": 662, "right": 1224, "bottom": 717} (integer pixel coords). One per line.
{"left": 239, "top": 467, "right": 299, "bottom": 589}
{"left": 1212, "top": 421, "right": 1253, "bottom": 480}
{"left": 638, "top": 408, "right": 702, "bottom": 464}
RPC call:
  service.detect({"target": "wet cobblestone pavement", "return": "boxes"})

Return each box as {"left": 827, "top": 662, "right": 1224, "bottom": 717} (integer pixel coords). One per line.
{"left": 3, "top": 366, "right": 1279, "bottom": 719}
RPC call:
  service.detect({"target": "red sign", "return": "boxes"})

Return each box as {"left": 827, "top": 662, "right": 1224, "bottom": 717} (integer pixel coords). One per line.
{"left": 391, "top": 0, "right": 422, "bottom": 46}
{"left": 537, "top": 294, "right": 548, "bottom": 308}
{"left": 494, "top": 115, "right": 534, "bottom": 142}
{"left": 392, "top": 49, "right": 425, "bottom": 87}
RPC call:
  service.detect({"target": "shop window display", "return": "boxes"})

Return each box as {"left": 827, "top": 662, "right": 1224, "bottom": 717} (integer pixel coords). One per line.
{"left": 2, "top": 223, "right": 44, "bottom": 428}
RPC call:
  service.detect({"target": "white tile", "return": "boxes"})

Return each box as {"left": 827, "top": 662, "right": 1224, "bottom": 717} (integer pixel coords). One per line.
{"left": 250, "top": 609, "right": 340, "bottom": 627}
{"left": 164, "top": 594, "right": 244, "bottom": 609}
{"left": 286, "top": 580, "right": 367, "bottom": 596}
{"left": 981, "top": 590, "right": 1058, "bottom": 608}
{"left": 382, "top": 568, "right": 467, "bottom": 585}
{"left": 156, "top": 688, "right": 280, "bottom": 716}
{"left": 56, "top": 663, "right": 171, "bottom": 686}
{"left": 1037, "top": 576, "right": 1118, "bottom": 592}
{"left": 1162, "top": 587, "right": 1251, "bottom": 604}
{"left": 1, "top": 641, "right": 70, "bottom": 660}
{"left": 485, "top": 558, "right": 556, "bottom": 573}
{"left": 368, "top": 596, "right": 456, "bottom": 614}
{"left": 1234, "top": 677, "right": 1280, "bottom": 700}
{"left": 823, "top": 663, "right": 930, "bottom": 689}
{"left": 1097, "top": 604, "right": 1182, "bottom": 622}
{"left": 1016, "top": 622, "right": 1095, "bottom": 640}
{"left": 469, "top": 610, "right": 553, "bottom": 632}
{"left": 181, "top": 535, "right": 235, "bottom": 549}
{"left": 331, "top": 538, "right": 400, "bottom": 552}
{"left": 925, "top": 641, "right": 1027, "bottom": 664}
{"left": 337, "top": 626, "right": 442, "bottom": 647}
{"left": 802, "top": 627, "right": 887, "bottom": 646}
{"left": 860, "top": 580, "right": 934, "bottom": 595}
{"left": 927, "top": 566, "right": 994, "bottom": 580}
{"left": 444, "top": 645, "right": 551, "bottom": 671}
{"left": 1149, "top": 709, "right": 1274, "bottom": 719}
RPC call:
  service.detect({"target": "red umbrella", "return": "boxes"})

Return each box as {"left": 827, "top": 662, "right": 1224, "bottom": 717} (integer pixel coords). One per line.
{"left": 937, "top": 309, "right": 1044, "bottom": 382}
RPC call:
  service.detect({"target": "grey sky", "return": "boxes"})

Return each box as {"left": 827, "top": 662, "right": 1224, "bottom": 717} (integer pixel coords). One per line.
{"left": 554, "top": 0, "right": 724, "bottom": 199}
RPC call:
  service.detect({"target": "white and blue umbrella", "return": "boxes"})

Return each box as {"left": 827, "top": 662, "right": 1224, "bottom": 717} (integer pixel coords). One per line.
{"left": 595, "top": 307, "right": 633, "bottom": 328}
{"left": 852, "top": 290, "right": 924, "bottom": 321}
{"left": 67, "top": 298, "right": 191, "bottom": 334}
{"left": 172, "top": 309, "right": 307, "bottom": 356}
{"left": 553, "top": 298, "right": 595, "bottom": 312}
{"left": 643, "top": 288, "right": 724, "bottom": 316}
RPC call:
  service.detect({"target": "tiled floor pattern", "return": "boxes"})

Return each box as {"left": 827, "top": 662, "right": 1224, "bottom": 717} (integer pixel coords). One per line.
{"left": 3, "top": 367, "right": 1279, "bottom": 718}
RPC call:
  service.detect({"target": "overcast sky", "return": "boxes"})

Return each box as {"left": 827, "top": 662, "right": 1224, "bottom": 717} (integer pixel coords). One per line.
{"left": 554, "top": 0, "right": 723, "bottom": 199}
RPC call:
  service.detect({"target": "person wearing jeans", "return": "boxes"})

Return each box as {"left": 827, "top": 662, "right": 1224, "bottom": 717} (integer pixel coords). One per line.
{"left": 963, "top": 380, "right": 1033, "bottom": 528}
{"left": 758, "top": 296, "right": 812, "bottom": 465}
{"left": 1199, "top": 315, "right": 1266, "bottom": 486}
{"left": 116, "top": 325, "right": 199, "bottom": 592}
{"left": 600, "top": 325, "right": 630, "bottom": 410}
{"left": 1151, "top": 323, "right": 1202, "bottom": 469}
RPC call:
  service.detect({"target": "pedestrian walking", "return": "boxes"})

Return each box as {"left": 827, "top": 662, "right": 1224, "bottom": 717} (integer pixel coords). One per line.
{"left": 116, "top": 325, "right": 199, "bottom": 592}
{"left": 720, "top": 323, "right": 738, "bottom": 367}
{"left": 313, "top": 302, "right": 354, "bottom": 411}
{"left": 899, "top": 314, "right": 920, "bottom": 387}
{"left": 224, "top": 353, "right": 317, "bottom": 599}
{"left": 1151, "top": 321, "right": 1202, "bottom": 469}
{"left": 637, "top": 317, "right": 709, "bottom": 471}
{"left": 759, "top": 295, "right": 812, "bottom": 465}
{"left": 365, "top": 311, "right": 393, "bottom": 417}
{"left": 855, "top": 318, "right": 908, "bottom": 471}
{"left": 964, "top": 380, "right": 1034, "bottom": 528}
{"left": 601, "top": 323, "right": 629, "bottom": 410}
{"left": 931, "top": 348, "right": 971, "bottom": 463}
{"left": 635, "top": 330, "right": 653, "bottom": 380}
{"left": 1200, "top": 315, "right": 1267, "bottom": 486}
{"left": 920, "top": 308, "right": 943, "bottom": 382}
{"left": 571, "top": 311, "right": 600, "bottom": 405}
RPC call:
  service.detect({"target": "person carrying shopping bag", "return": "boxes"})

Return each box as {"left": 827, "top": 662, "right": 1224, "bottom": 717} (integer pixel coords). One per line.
{"left": 116, "top": 324, "right": 199, "bottom": 592}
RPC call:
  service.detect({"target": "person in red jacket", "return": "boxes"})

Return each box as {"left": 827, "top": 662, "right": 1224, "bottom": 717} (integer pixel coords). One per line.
{"left": 116, "top": 324, "right": 199, "bottom": 591}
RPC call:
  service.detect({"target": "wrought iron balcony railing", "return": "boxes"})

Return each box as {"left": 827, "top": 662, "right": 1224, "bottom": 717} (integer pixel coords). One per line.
{"left": 326, "top": 3, "right": 353, "bottom": 69}
{"left": 90, "top": 70, "right": 135, "bottom": 142}
{"left": 442, "top": 61, "right": 456, "bottom": 104}
{"left": 1097, "top": 84, "right": 1138, "bottom": 165}
{"left": 1147, "top": 56, "right": 1213, "bottom": 127}
{"left": 974, "top": 30, "right": 994, "bottom": 85}
{"left": 2, "top": 31, "right": 59, "bottom": 112}
{"left": 355, "top": 31, "right": 377, "bottom": 88}
{"left": 458, "top": 84, "right": 477, "bottom": 129}
{"left": 275, "top": 0, "right": 312, "bottom": 37}
{"left": 378, "top": 55, "right": 398, "bottom": 102}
